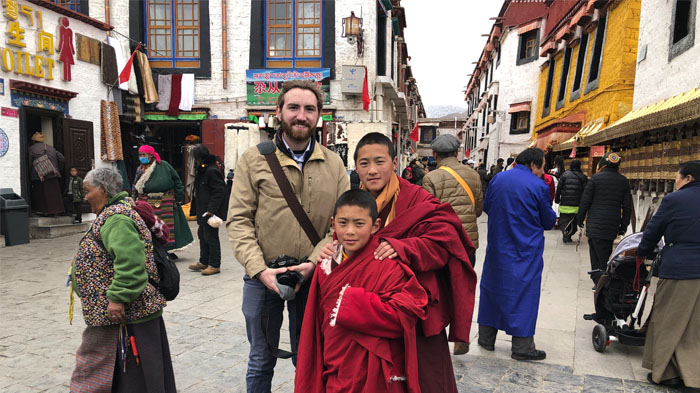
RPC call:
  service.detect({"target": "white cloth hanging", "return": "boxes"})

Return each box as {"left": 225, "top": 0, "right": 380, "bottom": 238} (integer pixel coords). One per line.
{"left": 179, "top": 73, "right": 195, "bottom": 111}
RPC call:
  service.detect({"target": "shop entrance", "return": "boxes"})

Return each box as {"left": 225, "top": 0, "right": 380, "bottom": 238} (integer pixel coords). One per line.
{"left": 19, "top": 106, "right": 94, "bottom": 214}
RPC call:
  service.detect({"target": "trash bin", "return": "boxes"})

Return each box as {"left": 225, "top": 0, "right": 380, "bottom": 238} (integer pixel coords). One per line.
{"left": 0, "top": 188, "right": 30, "bottom": 246}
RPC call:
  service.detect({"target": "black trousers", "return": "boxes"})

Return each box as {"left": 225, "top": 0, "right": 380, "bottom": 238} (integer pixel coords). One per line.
{"left": 588, "top": 238, "right": 614, "bottom": 283}
{"left": 198, "top": 224, "right": 221, "bottom": 268}
{"left": 559, "top": 213, "right": 577, "bottom": 240}
{"left": 64, "top": 196, "right": 82, "bottom": 221}
{"left": 468, "top": 251, "right": 476, "bottom": 267}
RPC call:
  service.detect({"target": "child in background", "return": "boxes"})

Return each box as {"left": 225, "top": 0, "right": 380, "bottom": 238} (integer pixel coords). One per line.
{"left": 295, "top": 189, "right": 428, "bottom": 393}
{"left": 65, "top": 167, "right": 84, "bottom": 223}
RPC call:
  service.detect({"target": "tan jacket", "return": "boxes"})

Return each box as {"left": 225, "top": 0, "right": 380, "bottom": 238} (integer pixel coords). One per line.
{"left": 422, "top": 157, "right": 483, "bottom": 249}
{"left": 226, "top": 141, "right": 349, "bottom": 278}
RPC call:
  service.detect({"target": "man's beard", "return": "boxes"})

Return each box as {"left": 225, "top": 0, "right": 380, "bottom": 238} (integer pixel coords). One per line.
{"left": 279, "top": 116, "right": 314, "bottom": 144}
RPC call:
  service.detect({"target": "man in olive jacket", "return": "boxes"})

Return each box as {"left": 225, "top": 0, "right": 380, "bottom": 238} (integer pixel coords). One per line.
{"left": 226, "top": 80, "right": 349, "bottom": 393}
{"left": 577, "top": 152, "right": 632, "bottom": 285}
{"left": 422, "top": 134, "right": 483, "bottom": 356}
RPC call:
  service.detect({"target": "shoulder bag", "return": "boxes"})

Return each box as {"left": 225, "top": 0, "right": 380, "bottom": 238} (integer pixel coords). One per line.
{"left": 439, "top": 166, "right": 476, "bottom": 206}
{"left": 33, "top": 144, "right": 60, "bottom": 181}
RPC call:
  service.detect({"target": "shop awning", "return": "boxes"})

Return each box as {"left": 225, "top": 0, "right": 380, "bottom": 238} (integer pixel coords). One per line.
{"left": 379, "top": 0, "right": 393, "bottom": 12}
{"left": 585, "top": 86, "right": 700, "bottom": 146}
{"left": 508, "top": 102, "right": 531, "bottom": 113}
{"left": 554, "top": 117, "right": 605, "bottom": 151}
{"left": 533, "top": 112, "right": 583, "bottom": 150}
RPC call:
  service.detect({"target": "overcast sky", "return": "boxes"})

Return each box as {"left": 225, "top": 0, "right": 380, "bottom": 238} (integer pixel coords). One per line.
{"left": 403, "top": 1, "right": 504, "bottom": 109}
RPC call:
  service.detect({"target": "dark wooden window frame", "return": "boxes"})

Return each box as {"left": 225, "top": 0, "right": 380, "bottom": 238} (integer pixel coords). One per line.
{"left": 517, "top": 29, "right": 540, "bottom": 65}
{"left": 556, "top": 46, "right": 573, "bottom": 110}
{"left": 585, "top": 12, "right": 608, "bottom": 95}
{"left": 570, "top": 33, "right": 589, "bottom": 102}
{"left": 510, "top": 111, "right": 530, "bottom": 135}
{"left": 542, "top": 58, "right": 556, "bottom": 118}
{"left": 669, "top": 0, "right": 696, "bottom": 61}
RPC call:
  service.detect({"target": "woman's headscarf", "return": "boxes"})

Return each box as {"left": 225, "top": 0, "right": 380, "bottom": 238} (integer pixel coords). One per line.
{"left": 138, "top": 145, "right": 161, "bottom": 164}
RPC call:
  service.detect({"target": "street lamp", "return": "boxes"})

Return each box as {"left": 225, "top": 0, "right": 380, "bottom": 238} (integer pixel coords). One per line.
{"left": 342, "top": 11, "right": 364, "bottom": 57}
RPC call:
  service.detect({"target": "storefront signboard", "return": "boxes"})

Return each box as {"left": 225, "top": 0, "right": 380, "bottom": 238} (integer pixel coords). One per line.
{"left": 1, "top": 0, "right": 70, "bottom": 81}
{"left": 1, "top": 107, "right": 18, "bottom": 117}
{"left": 246, "top": 68, "right": 331, "bottom": 106}
{"left": 590, "top": 145, "right": 605, "bottom": 157}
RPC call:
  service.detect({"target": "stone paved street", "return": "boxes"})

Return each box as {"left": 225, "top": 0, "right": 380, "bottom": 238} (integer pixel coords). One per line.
{"left": 1, "top": 219, "right": 697, "bottom": 392}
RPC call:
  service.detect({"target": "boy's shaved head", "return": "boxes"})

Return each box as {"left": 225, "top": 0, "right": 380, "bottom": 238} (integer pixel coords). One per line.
{"left": 333, "top": 189, "right": 378, "bottom": 222}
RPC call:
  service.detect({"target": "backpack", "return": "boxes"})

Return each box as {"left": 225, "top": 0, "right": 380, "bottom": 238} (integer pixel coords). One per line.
{"left": 149, "top": 239, "right": 180, "bottom": 301}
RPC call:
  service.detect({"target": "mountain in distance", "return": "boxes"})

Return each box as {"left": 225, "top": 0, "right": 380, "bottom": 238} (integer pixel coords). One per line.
{"left": 425, "top": 105, "right": 468, "bottom": 119}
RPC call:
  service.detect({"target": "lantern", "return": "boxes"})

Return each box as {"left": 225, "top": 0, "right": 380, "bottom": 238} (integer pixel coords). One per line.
{"left": 342, "top": 11, "right": 364, "bottom": 56}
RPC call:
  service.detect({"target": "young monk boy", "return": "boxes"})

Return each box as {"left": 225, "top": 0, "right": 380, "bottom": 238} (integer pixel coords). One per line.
{"left": 318, "top": 133, "right": 477, "bottom": 393}
{"left": 295, "top": 189, "right": 428, "bottom": 393}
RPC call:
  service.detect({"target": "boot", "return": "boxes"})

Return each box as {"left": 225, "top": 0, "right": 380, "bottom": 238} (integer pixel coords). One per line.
{"left": 189, "top": 262, "right": 206, "bottom": 271}
{"left": 453, "top": 342, "right": 470, "bottom": 355}
{"left": 201, "top": 266, "right": 221, "bottom": 276}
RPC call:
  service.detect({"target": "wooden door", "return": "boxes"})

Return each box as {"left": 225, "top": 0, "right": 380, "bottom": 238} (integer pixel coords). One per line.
{"left": 62, "top": 118, "right": 94, "bottom": 178}
{"left": 201, "top": 119, "right": 236, "bottom": 163}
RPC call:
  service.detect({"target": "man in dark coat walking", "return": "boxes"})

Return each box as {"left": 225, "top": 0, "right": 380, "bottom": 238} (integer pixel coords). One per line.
{"left": 577, "top": 152, "right": 632, "bottom": 284}
{"left": 555, "top": 159, "right": 588, "bottom": 243}
{"left": 188, "top": 145, "right": 228, "bottom": 276}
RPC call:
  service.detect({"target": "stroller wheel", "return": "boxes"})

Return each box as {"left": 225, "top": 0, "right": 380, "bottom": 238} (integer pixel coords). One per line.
{"left": 592, "top": 324, "right": 608, "bottom": 353}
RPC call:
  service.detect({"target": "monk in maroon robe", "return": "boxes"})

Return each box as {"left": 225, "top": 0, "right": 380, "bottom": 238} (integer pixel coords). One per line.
{"left": 296, "top": 190, "right": 428, "bottom": 393}
{"left": 319, "top": 134, "right": 477, "bottom": 393}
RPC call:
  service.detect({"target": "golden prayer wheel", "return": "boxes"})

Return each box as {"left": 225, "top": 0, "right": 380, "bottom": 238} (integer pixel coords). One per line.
{"left": 643, "top": 145, "right": 652, "bottom": 180}
{"left": 681, "top": 138, "right": 693, "bottom": 164}
{"left": 668, "top": 141, "right": 681, "bottom": 179}
{"left": 693, "top": 135, "right": 700, "bottom": 161}
{"left": 631, "top": 147, "right": 640, "bottom": 179}
{"left": 652, "top": 143, "right": 662, "bottom": 179}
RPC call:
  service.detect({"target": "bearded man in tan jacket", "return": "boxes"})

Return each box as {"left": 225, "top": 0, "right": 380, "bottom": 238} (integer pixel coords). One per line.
{"left": 422, "top": 134, "right": 483, "bottom": 355}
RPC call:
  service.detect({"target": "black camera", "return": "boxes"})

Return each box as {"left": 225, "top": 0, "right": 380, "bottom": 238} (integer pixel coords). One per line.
{"left": 267, "top": 255, "right": 303, "bottom": 287}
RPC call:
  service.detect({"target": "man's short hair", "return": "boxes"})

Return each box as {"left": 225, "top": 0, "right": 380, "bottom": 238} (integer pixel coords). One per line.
{"left": 276, "top": 80, "right": 324, "bottom": 112}
{"left": 354, "top": 132, "right": 396, "bottom": 161}
{"left": 497, "top": 158, "right": 504, "bottom": 164}
{"left": 333, "top": 189, "right": 378, "bottom": 222}
{"left": 515, "top": 148, "right": 545, "bottom": 168}
{"left": 192, "top": 144, "right": 210, "bottom": 161}
{"left": 570, "top": 159, "right": 581, "bottom": 170}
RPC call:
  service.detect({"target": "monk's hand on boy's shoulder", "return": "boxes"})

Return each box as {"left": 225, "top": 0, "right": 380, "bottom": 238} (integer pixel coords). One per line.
{"left": 317, "top": 240, "right": 339, "bottom": 263}
{"left": 374, "top": 240, "right": 397, "bottom": 260}
{"left": 257, "top": 267, "right": 288, "bottom": 294}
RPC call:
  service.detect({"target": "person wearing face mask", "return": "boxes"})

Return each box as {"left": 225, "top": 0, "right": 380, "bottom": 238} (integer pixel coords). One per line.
{"left": 637, "top": 161, "right": 700, "bottom": 389}
{"left": 133, "top": 145, "right": 193, "bottom": 253}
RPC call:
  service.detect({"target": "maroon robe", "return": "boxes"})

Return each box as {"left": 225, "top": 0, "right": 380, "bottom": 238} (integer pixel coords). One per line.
{"left": 378, "top": 177, "right": 477, "bottom": 393}
{"left": 295, "top": 236, "right": 428, "bottom": 393}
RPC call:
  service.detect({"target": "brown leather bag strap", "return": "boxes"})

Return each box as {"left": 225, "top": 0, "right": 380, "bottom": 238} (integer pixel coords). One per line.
{"left": 257, "top": 142, "right": 321, "bottom": 247}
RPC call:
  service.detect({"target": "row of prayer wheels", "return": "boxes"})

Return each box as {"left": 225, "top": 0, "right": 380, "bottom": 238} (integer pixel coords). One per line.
{"left": 620, "top": 136, "right": 700, "bottom": 180}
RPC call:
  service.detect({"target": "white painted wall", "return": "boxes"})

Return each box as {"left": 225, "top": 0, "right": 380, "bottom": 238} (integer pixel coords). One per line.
{"left": 0, "top": 5, "right": 110, "bottom": 194}
{"left": 634, "top": 0, "right": 700, "bottom": 108}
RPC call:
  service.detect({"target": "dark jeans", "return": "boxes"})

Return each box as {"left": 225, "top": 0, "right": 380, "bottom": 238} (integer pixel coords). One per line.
{"left": 478, "top": 324, "right": 536, "bottom": 354}
{"left": 241, "top": 276, "right": 298, "bottom": 393}
{"left": 64, "top": 196, "right": 82, "bottom": 221}
{"left": 559, "top": 213, "right": 577, "bottom": 241}
{"left": 588, "top": 238, "right": 614, "bottom": 284}
{"left": 197, "top": 224, "right": 221, "bottom": 268}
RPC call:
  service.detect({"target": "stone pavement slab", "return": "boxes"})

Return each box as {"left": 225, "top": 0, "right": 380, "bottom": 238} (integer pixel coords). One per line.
{"left": 1, "top": 220, "right": 697, "bottom": 392}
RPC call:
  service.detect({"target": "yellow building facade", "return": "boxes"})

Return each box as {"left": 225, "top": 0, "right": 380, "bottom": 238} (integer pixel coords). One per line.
{"left": 532, "top": 0, "right": 641, "bottom": 168}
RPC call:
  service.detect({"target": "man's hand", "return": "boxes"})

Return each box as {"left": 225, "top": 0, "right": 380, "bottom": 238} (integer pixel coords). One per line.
{"left": 317, "top": 240, "right": 338, "bottom": 263}
{"left": 374, "top": 240, "right": 397, "bottom": 260}
{"left": 257, "top": 267, "right": 288, "bottom": 294}
{"left": 288, "top": 261, "right": 316, "bottom": 293}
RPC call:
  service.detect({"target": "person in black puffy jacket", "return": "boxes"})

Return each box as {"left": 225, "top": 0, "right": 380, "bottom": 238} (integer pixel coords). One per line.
{"left": 555, "top": 160, "right": 588, "bottom": 243}
{"left": 577, "top": 152, "right": 632, "bottom": 284}
{"left": 188, "top": 145, "right": 228, "bottom": 276}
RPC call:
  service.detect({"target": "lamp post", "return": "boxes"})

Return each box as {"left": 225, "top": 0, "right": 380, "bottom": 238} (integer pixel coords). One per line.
{"left": 342, "top": 11, "right": 364, "bottom": 56}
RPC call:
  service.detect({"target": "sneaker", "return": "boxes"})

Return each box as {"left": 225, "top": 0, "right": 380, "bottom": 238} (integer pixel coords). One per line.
{"left": 453, "top": 342, "right": 470, "bottom": 355}
{"left": 511, "top": 349, "right": 546, "bottom": 361}
{"left": 201, "top": 266, "right": 221, "bottom": 276}
{"left": 477, "top": 340, "right": 495, "bottom": 351}
{"left": 189, "top": 263, "right": 207, "bottom": 272}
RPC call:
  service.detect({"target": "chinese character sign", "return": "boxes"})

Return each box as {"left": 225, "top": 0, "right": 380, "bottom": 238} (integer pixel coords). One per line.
{"left": 246, "top": 68, "right": 331, "bottom": 106}
{"left": 1, "top": 1, "right": 58, "bottom": 81}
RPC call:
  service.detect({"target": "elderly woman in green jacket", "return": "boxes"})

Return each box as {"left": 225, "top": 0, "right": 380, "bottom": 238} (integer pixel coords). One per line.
{"left": 70, "top": 167, "right": 176, "bottom": 393}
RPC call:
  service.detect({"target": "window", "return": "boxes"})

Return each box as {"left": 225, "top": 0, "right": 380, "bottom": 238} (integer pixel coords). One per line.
{"left": 420, "top": 127, "right": 436, "bottom": 144}
{"left": 556, "top": 47, "right": 573, "bottom": 110}
{"left": 146, "top": 0, "right": 201, "bottom": 68}
{"left": 585, "top": 13, "right": 607, "bottom": 94}
{"left": 517, "top": 29, "right": 539, "bottom": 65}
{"left": 669, "top": 0, "right": 696, "bottom": 60}
{"left": 265, "top": 0, "right": 322, "bottom": 68}
{"left": 542, "top": 58, "right": 556, "bottom": 117}
{"left": 53, "top": 0, "right": 89, "bottom": 15}
{"left": 496, "top": 43, "right": 501, "bottom": 67}
{"left": 510, "top": 111, "right": 530, "bottom": 134}
{"left": 570, "top": 33, "right": 589, "bottom": 101}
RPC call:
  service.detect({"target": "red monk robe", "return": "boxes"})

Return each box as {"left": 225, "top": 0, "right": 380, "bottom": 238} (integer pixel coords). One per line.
{"left": 295, "top": 236, "right": 428, "bottom": 393}
{"left": 377, "top": 176, "right": 477, "bottom": 393}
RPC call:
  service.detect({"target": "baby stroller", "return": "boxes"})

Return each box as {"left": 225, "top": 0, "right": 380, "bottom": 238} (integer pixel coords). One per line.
{"left": 583, "top": 233, "right": 663, "bottom": 352}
